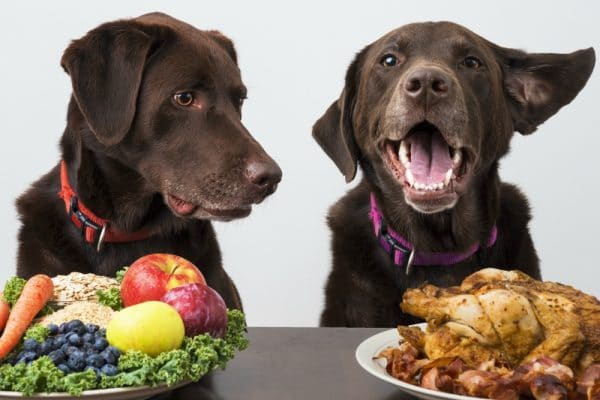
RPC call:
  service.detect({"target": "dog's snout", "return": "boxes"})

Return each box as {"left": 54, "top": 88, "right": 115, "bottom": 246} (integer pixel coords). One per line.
{"left": 404, "top": 68, "right": 452, "bottom": 106}
{"left": 245, "top": 158, "right": 282, "bottom": 193}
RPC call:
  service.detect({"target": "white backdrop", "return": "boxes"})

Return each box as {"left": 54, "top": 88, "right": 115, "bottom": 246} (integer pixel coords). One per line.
{"left": 1, "top": 0, "right": 599, "bottom": 327}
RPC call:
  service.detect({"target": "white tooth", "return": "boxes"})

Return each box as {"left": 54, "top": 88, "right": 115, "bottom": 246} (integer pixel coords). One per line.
{"left": 427, "top": 185, "right": 434, "bottom": 191}
{"left": 453, "top": 149, "right": 462, "bottom": 166}
{"left": 444, "top": 169, "right": 453, "bottom": 185}
{"left": 405, "top": 169, "right": 415, "bottom": 186}
{"left": 399, "top": 141, "right": 410, "bottom": 167}
{"left": 437, "top": 183, "right": 443, "bottom": 190}
{"left": 417, "top": 183, "right": 424, "bottom": 190}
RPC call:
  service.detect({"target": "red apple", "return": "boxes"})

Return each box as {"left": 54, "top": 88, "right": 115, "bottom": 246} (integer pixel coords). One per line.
{"left": 120, "top": 254, "right": 206, "bottom": 307}
{"left": 161, "top": 283, "right": 228, "bottom": 338}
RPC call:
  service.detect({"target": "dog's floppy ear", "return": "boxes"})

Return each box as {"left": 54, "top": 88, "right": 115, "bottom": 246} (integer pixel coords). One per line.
{"left": 499, "top": 46, "right": 595, "bottom": 135}
{"left": 61, "top": 21, "right": 156, "bottom": 145}
{"left": 206, "top": 30, "right": 238, "bottom": 64}
{"left": 313, "top": 47, "right": 369, "bottom": 182}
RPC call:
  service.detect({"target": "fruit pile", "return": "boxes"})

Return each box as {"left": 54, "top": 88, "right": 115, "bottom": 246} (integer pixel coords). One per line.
{"left": 7, "top": 321, "right": 121, "bottom": 378}
{"left": 107, "top": 253, "right": 229, "bottom": 355}
{"left": 0, "top": 254, "right": 248, "bottom": 396}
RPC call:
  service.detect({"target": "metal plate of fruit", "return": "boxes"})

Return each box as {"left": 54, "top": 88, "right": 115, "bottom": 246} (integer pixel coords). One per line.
{"left": 0, "top": 255, "right": 248, "bottom": 398}
{"left": 0, "top": 380, "right": 191, "bottom": 400}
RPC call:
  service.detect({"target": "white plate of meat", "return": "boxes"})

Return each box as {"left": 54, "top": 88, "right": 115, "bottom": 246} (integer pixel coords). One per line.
{"left": 355, "top": 268, "right": 600, "bottom": 400}
{"left": 356, "top": 324, "right": 484, "bottom": 400}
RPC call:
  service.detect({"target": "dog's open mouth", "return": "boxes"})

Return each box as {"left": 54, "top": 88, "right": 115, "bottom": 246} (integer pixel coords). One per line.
{"left": 166, "top": 194, "right": 251, "bottom": 219}
{"left": 383, "top": 121, "right": 471, "bottom": 212}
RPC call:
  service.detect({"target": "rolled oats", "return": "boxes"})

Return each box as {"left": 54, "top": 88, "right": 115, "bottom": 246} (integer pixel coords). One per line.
{"left": 51, "top": 272, "right": 119, "bottom": 303}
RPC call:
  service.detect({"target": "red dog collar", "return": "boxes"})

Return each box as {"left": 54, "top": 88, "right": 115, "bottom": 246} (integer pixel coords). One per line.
{"left": 369, "top": 193, "right": 497, "bottom": 274}
{"left": 58, "top": 160, "right": 154, "bottom": 250}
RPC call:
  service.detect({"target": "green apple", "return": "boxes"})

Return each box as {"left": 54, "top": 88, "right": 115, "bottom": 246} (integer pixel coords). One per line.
{"left": 106, "top": 301, "right": 185, "bottom": 356}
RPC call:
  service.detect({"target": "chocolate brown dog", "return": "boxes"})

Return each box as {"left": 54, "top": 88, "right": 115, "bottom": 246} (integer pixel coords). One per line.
{"left": 313, "top": 22, "right": 594, "bottom": 327}
{"left": 16, "top": 13, "right": 281, "bottom": 309}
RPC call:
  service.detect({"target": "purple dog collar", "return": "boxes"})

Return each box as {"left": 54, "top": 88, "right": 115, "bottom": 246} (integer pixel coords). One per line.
{"left": 369, "top": 193, "right": 497, "bottom": 274}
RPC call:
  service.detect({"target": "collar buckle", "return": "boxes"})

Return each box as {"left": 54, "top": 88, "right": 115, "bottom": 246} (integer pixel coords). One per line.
{"left": 68, "top": 196, "right": 103, "bottom": 249}
{"left": 378, "top": 223, "right": 415, "bottom": 273}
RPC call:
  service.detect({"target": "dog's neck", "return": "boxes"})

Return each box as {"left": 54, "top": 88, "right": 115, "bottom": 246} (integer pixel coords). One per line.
{"left": 369, "top": 165, "right": 499, "bottom": 252}
{"left": 60, "top": 111, "right": 194, "bottom": 236}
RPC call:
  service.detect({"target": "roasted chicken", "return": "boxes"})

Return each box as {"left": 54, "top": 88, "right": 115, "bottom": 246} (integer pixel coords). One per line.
{"left": 400, "top": 268, "right": 600, "bottom": 374}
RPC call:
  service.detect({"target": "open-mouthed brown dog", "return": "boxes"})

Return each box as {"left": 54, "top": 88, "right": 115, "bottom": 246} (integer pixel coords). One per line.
{"left": 313, "top": 21, "right": 594, "bottom": 327}
{"left": 15, "top": 13, "right": 282, "bottom": 309}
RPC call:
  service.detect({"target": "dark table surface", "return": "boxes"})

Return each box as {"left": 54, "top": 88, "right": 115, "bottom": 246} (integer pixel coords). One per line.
{"left": 152, "top": 327, "right": 411, "bottom": 400}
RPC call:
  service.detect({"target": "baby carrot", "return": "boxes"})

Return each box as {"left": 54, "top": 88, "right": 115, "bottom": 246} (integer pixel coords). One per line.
{"left": 0, "top": 275, "right": 53, "bottom": 359}
{"left": 0, "top": 293, "right": 9, "bottom": 333}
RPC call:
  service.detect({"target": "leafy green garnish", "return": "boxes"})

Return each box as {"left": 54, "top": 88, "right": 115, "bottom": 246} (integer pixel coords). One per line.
{"left": 0, "top": 309, "right": 248, "bottom": 395}
{"left": 115, "top": 267, "right": 128, "bottom": 283}
{"left": 2, "top": 277, "right": 53, "bottom": 316}
{"left": 2, "top": 277, "right": 26, "bottom": 306}
{"left": 96, "top": 267, "right": 127, "bottom": 310}
{"left": 96, "top": 287, "right": 123, "bottom": 311}
{"left": 0, "top": 357, "right": 97, "bottom": 396}
{"left": 23, "top": 324, "right": 50, "bottom": 342}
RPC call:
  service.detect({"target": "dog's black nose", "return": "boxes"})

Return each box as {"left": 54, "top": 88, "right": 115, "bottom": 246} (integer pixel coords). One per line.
{"left": 245, "top": 159, "right": 282, "bottom": 193}
{"left": 404, "top": 68, "right": 451, "bottom": 107}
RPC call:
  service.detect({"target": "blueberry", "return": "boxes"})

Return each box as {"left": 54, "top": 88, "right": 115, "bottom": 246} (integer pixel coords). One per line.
{"left": 58, "top": 323, "right": 68, "bottom": 334}
{"left": 86, "top": 324, "right": 99, "bottom": 334}
{"left": 68, "top": 333, "right": 82, "bottom": 346}
{"left": 82, "top": 343, "right": 95, "bottom": 354}
{"left": 39, "top": 340, "right": 53, "bottom": 355}
{"left": 66, "top": 319, "right": 84, "bottom": 331}
{"left": 48, "top": 349, "right": 66, "bottom": 365}
{"left": 48, "top": 323, "right": 59, "bottom": 335}
{"left": 106, "top": 346, "right": 121, "bottom": 357}
{"left": 96, "top": 328, "right": 107, "bottom": 337}
{"left": 54, "top": 335, "right": 67, "bottom": 348}
{"left": 85, "top": 353, "right": 105, "bottom": 368}
{"left": 62, "top": 344, "right": 79, "bottom": 356}
{"left": 100, "top": 364, "right": 118, "bottom": 376}
{"left": 23, "top": 339, "right": 39, "bottom": 352}
{"left": 67, "top": 351, "right": 86, "bottom": 372}
{"left": 20, "top": 351, "right": 37, "bottom": 363}
{"left": 93, "top": 337, "right": 108, "bottom": 351}
{"left": 106, "top": 346, "right": 121, "bottom": 360}
{"left": 57, "top": 363, "right": 71, "bottom": 374}
{"left": 15, "top": 351, "right": 27, "bottom": 364}
{"left": 100, "top": 349, "right": 116, "bottom": 364}
{"left": 82, "top": 332, "right": 94, "bottom": 343}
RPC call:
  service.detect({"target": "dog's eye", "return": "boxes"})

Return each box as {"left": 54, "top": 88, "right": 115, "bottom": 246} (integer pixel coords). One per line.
{"left": 174, "top": 92, "right": 194, "bottom": 106}
{"left": 238, "top": 95, "right": 247, "bottom": 107}
{"left": 463, "top": 56, "right": 482, "bottom": 69}
{"left": 380, "top": 54, "right": 399, "bottom": 67}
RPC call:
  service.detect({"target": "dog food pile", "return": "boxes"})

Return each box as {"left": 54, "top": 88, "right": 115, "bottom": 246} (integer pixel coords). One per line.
{"left": 51, "top": 272, "right": 119, "bottom": 303}
{"left": 39, "top": 301, "right": 115, "bottom": 327}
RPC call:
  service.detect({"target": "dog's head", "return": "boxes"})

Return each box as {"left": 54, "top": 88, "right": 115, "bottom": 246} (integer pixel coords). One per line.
{"left": 61, "top": 13, "right": 281, "bottom": 221}
{"left": 314, "top": 22, "right": 594, "bottom": 214}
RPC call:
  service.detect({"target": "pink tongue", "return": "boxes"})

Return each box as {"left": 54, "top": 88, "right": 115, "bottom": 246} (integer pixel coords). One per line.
{"left": 168, "top": 195, "right": 196, "bottom": 215}
{"left": 409, "top": 130, "right": 452, "bottom": 185}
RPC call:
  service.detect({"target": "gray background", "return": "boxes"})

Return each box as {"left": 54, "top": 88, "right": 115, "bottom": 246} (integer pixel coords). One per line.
{"left": 1, "top": 0, "right": 599, "bottom": 326}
